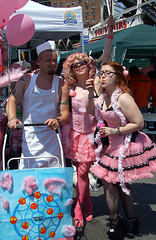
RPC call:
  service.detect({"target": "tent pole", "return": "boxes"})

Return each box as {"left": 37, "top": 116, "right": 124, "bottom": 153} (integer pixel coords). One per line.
{"left": 81, "top": 32, "right": 85, "bottom": 53}
{"left": 106, "top": 0, "right": 110, "bottom": 15}
{"left": 18, "top": 50, "right": 21, "bottom": 62}
{"left": 28, "top": 50, "right": 31, "bottom": 62}
{"left": 110, "top": 0, "right": 112, "bottom": 15}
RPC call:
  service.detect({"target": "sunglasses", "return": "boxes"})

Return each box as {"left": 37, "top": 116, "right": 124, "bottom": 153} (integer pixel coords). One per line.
{"left": 71, "top": 60, "right": 87, "bottom": 69}
{"left": 99, "top": 70, "right": 116, "bottom": 77}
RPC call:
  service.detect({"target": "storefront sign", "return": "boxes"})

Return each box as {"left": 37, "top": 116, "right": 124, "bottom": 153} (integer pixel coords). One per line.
{"left": 93, "top": 20, "right": 127, "bottom": 38}
{"left": 89, "top": 15, "right": 141, "bottom": 41}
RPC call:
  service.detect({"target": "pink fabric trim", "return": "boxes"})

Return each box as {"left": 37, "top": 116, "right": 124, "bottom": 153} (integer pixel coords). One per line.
{"left": 56, "top": 237, "right": 73, "bottom": 240}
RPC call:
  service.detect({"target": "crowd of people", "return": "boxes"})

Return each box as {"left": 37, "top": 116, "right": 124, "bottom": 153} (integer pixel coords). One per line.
{"left": 0, "top": 16, "right": 156, "bottom": 240}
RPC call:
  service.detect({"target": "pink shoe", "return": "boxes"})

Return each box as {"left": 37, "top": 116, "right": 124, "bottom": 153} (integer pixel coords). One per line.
{"left": 74, "top": 204, "right": 84, "bottom": 228}
{"left": 84, "top": 200, "right": 93, "bottom": 222}
{"left": 84, "top": 214, "right": 93, "bottom": 222}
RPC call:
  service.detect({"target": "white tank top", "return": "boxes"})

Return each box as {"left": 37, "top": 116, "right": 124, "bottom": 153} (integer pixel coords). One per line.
{"left": 19, "top": 73, "right": 64, "bottom": 169}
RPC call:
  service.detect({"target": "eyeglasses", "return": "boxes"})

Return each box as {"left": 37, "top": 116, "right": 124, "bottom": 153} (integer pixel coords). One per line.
{"left": 99, "top": 70, "right": 116, "bottom": 77}
{"left": 71, "top": 60, "right": 87, "bottom": 69}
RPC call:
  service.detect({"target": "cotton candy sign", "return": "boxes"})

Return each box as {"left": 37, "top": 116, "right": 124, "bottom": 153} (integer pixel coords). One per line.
{"left": 0, "top": 167, "right": 74, "bottom": 240}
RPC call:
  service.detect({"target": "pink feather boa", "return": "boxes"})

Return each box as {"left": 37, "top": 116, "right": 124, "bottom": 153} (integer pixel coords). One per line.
{"left": 0, "top": 67, "right": 26, "bottom": 87}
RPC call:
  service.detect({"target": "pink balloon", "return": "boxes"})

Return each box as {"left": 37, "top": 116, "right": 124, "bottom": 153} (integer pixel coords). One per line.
{"left": 0, "top": 0, "right": 17, "bottom": 20}
{"left": 6, "top": 14, "right": 35, "bottom": 46}
{"left": 15, "top": 0, "right": 29, "bottom": 10}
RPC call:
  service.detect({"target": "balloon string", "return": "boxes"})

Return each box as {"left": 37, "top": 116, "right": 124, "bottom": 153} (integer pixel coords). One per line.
{"left": 7, "top": 41, "right": 11, "bottom": 120}
{"left": 7, "top": 42, "right": 11, "bottom": 96}
{"left": 0, "top": 31, "right": 2, "bottom": 72}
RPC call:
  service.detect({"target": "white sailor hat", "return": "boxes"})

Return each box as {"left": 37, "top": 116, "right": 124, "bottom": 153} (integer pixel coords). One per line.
{"left": 36, "top": 40, "right": 56, "bottom": 56}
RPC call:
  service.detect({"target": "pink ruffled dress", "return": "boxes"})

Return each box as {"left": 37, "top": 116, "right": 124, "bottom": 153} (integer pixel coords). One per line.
{"left": 61, "top": 98, "right": 97, "bottom": 163}
{"left": 91, "top": 105, "right": 156, "bottom": 185}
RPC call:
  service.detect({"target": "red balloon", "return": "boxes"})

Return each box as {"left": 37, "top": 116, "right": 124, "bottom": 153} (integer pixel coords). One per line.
{"left": 0, "top": 0, "right": 17, "bottom": 20}
{"left": 15, "top": 0, "right": 29, "bottom": 10}
{"left": 6, "top": 14, "right": 35, "bottom": 46}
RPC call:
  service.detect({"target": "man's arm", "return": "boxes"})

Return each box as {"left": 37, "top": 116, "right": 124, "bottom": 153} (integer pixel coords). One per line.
{"left": 6, "top": 74, "right": 30, "bottom": 129}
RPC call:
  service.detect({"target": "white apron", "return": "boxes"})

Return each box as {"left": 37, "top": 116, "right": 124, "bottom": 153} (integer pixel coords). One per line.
{"left": 19, "top": 73, "right": 63, "bottom": 169}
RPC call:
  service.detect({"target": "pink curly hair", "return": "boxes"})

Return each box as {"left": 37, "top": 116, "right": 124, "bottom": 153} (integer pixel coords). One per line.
{"left": 63, "top": 52, "right": 96, "bottom": 85}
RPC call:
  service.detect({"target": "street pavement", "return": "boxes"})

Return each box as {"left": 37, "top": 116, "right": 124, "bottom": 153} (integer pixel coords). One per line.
{"left": 72, "top": 173, "right": 156, "bottom": 240}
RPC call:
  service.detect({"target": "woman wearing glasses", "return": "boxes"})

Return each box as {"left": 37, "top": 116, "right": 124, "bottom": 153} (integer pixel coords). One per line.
{"left": 61, "top": 16, "right": 115, "bottom": 228}
{"left": 86, "top": 61, "right": 156, "bottom": 239}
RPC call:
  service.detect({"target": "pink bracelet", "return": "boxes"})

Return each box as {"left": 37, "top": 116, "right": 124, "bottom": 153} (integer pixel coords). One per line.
{"left": 106, "top": 34, "right": 113, "bottom": 40}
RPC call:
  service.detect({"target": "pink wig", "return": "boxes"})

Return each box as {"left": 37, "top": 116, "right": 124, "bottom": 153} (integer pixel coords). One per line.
{"left": 63, "top": 52, "right": 96, "bottom": 85}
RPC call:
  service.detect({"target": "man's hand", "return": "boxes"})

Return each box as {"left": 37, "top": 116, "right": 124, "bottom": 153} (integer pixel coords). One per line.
{"left": 44, "top": 118, "right": 60, "bottom": 131}
{"left": 7, "top": 117, "right": 22, "bottom": 129}
{"left": 99, "top": 126, "right": 116, "bottom": 136}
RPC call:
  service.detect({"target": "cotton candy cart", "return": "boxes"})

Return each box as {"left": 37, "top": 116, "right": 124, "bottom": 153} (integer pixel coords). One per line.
{"left": 0, "top": 124, "right": 75, "bottom": 240}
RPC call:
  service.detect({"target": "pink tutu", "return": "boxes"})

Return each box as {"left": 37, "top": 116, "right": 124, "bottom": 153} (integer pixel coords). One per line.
{"left": 91, "top": 131, "right": 156, "bottom": 183}
{"left": 61, "top": 123, "right": 96, "bottom": 163}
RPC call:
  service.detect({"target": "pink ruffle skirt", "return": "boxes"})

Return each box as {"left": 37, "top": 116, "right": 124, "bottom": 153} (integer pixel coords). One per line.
{"left": 91, "top": 132, "right": 156, "bottom": 183}
{"left": 61, "top": 123, "right": 96, "bottom": 163}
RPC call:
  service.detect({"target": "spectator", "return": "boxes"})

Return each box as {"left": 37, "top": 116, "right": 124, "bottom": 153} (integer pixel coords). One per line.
{"left": 129, "top": 66, "right": 151, "bottom": 113}
{"left": 147, "top": 70, "right": 156, "bottom": 142}
{"left": 147, "top": 70, "right": 156, "bottom": 113}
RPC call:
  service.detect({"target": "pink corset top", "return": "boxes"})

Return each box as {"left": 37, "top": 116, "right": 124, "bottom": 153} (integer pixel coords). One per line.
{"left": 69, "top": 98, "right": 97, "bottom": 133}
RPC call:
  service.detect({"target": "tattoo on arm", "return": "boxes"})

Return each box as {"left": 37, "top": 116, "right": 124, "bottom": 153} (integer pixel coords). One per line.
{"left": 19, "top": 76, "right": 25, "bottom": 82}
{"left": 59, "top": 100, "right": 69, "bottom": 105}
{"left": 12, "top": 88, "right": 16, "bottom": 96}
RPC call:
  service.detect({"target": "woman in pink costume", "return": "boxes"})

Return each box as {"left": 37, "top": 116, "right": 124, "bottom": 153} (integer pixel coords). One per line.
{"left": 61, "top": 16, "right": 115, "bottom": 228}
{"left": 86, "top": 61, "right": 156, "bottom": 239}
{"left": 0, "top": 39, "right": 8, "bottom": 169}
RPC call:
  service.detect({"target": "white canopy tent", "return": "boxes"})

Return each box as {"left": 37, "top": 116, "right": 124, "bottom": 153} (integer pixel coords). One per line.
{"left": 9, "top": 0, "right": 84, "bottom": 49}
